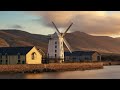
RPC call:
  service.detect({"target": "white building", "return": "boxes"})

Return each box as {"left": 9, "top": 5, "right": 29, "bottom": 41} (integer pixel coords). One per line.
{"left": 47, "top": 32, "right": 64, "bottom": 63}
{"left": 47, "top": 22, "right": 73, "bottom": 63}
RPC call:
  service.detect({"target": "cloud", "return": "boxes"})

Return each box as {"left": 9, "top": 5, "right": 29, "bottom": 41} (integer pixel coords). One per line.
{"left": 9, "top": 24, "right": 24, "bottom": 29}
{"left": 29, "top": 11, "right": 120, "bottom": 36}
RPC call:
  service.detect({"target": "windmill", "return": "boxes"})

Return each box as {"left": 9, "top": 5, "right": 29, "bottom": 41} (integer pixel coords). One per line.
{"left": 47, "top": 22, "right": 73, "bottom": 63}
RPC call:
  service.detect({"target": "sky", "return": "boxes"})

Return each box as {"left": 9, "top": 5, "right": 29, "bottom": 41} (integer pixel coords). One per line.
{"left": 1, "top": 11, "right": 120, "bottom": 38}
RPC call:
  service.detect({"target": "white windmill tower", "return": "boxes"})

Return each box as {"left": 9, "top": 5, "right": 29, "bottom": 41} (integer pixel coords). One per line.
{"left": 47, "top": 22, "right": 73, "bottom": 63}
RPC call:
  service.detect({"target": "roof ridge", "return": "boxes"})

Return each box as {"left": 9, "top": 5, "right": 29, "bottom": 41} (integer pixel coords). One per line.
{"left": 0, "top": 46, "right": 34, "bottom": 48}
{"left": 0, "top": 46, "right": 34, "bottom": 55}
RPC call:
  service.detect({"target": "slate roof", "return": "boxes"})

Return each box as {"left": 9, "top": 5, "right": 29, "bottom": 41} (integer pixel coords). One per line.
{"left": 0, "top": 46, "right": 34, "bottom": 55}
{"left": 64, "top": 51, "right": 98, "bottom": 56}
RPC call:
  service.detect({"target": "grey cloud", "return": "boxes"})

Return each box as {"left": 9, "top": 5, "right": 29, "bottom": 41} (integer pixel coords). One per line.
{"left": 30, "top": 11, "right": 120, "bottom": 36}
{"left": 9, "top": 25, "right": 24, "bottom": 29}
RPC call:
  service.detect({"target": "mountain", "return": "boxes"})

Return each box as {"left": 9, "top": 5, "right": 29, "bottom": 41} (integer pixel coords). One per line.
{"left": 1, "top": 29, "right": 120, "bottom": 54}
{"left": 0, "top": 29, "right": 48, "bottom": 53}
{"left": 0, "top": 38, "right": 9, "bottom": 47}
{"left": 65, "top": 31, "right": 120, "bottom": 54}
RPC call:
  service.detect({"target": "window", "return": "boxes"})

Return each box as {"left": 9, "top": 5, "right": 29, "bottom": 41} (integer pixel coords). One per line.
{"left": 97, "top": 56, "right": 101, "bottom": 61}
{"left": 73, "top": 57, "right": 76, "bottom": 60}
{"left": 18, "top": 53, "right": 20, "bottom": 60}
{"left": 31, "top": 52, "right": 37, "bottom": 60}
{"left": 79, "top": 57, "right": 81, "bottom": 60}
{"left": 18, "top": 60, "right": 20, "bottom": 63}
{"left": 55, "top": 50, "right": 57, "bottom": 53}
{"left": 85, "top": 57, "right": 89, "bottom": 60}
{"left": 0, "top": 53, "right": 2, "bottom": 60}
{"left": 5, "top": 53, "right": 8, "bottom": 60}
{"left": 55, "top": 41, "right": 57, "bottom": 44}
{"left": 55, "top": 46, "right": 57, "bottom": 48}
{"left": 55, "top": 54, "right": 57, "bottom": 58}
{"left": 6, "top": 60, "right": 8, "bottom": 64}
{"left": 85, "top": 56, "right": 91, "bottom": 60}
{"left": 0, "top": 60, "right": 2, "bottom": 64}
{"left": 22, "top": 61, "right": 25, "bottom": 64}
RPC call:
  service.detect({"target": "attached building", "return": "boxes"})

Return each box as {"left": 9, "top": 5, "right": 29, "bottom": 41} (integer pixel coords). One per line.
{"left": 64, "top": 51, "right": 101, "bottom": 62}
{"left": 0, "top": 46, "right": 43, "bottom": 65}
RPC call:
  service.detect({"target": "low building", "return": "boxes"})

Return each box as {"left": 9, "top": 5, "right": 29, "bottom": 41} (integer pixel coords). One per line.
{"left": 64, "top": 51, "right": 101, "bottom": 62}
{"left": 0, "top": 46, "right": 43, "bottom": 65}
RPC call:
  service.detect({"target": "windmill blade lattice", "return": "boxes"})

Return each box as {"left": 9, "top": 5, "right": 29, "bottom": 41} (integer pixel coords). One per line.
{"left": 52, "top": 22, "right": 61, "bottom": 37}
{"left": 63, "top": 37, "right": 73, "bottom": 53}
{"left": 62, "top": 23, "right": 73, "bottom": 38}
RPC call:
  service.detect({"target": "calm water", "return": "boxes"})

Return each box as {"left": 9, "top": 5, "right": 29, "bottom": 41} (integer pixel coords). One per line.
{"left": 0, "top": 65, "right": 120, "bottom": 79}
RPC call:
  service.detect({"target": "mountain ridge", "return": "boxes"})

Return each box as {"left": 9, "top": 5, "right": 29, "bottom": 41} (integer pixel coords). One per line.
{"left": 0, "top": 29, "right": 120, "bottom": 54}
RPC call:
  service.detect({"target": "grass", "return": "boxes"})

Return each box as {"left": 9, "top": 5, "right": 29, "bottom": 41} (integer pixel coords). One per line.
{"left": 102, "top": 61, "right": 120, "bottom": 66}
{"left": 0, "top": 62, "right": 103, "bottom": 73}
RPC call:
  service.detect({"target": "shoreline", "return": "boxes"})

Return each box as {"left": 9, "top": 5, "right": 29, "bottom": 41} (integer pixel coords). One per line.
{"left": 0, "top": 62, "right": 103, "bottom": 73}
{"left": 103, "top": 61, "right": 120, "bottom": 66}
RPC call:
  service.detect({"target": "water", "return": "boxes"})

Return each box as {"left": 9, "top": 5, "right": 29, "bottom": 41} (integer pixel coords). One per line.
{"left": 0, "top": 65, "right": 120, "bottom": 79}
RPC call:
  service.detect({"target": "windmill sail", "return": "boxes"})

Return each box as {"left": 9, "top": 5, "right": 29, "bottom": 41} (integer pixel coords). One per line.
{"left": 52, "top": 22, "right": 61, "bottom": 37}
{"left": 51, "top": 21, "right": 73, "bottom": 53}
{"left": 62, "top": 23, "right": 73, "bottom": 38}
{"left": 63, "top": 37, "right": 73, "bottom": 53}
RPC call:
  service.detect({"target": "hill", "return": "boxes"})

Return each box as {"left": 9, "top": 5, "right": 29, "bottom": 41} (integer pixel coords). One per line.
{"left": 0, "top": 29, "right": 48, "bottom": 53}
{"left": 1, "top": 29, "right": 120, "bottom": 54}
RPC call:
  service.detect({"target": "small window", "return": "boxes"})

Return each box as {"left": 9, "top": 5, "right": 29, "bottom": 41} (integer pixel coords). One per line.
{"left": 55, "top": 54, "right": 57, "bottom": 58}
{"left": 55, "top": 46, "right": 57, "bottom": 48}
{"left": 0, "top": 60, "right": 2, "bottom": 62}
{"left": 31, "top": 52, "right": 37, "bottom": 60}
{"left": 97, "top": 56, "right": 101, "bottom": 61}
{"left": 85, "top": 56, "right": 90, "bottom": 60}
{"left": 55, "top": 41, "right": 57, "bottom": 44}
{"left": 5, "top": 53, "right": 8, "bottom": 60}
{"left": 18, "top": 53, "right": 20, "bottom": 60}
{"left": 73, "top": 57, "right": 76, "bottom": 60}
{"left": 22, "top": 61, "right": 25, "bottom": 64}
{"left": 6, "top": 60, "right": 8, "bottom": 64}
{"left": 85, "top": 57, "right": 87, "bottom": 60}
{"left": 55, "top": 50, "right": 57, "bottom": 53}
{"left": 18, "top": 60, "right": 20, "bottom": 63}
{"left": 0, "top": 53, "right": 2, "bottom": 60}
{"left": 0, "top": 60, "right": 2, "bottom": 64}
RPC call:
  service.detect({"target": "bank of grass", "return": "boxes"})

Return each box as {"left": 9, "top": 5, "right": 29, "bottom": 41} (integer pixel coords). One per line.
{"left": 0, "top": 62, "right": 103, "bottom": 73}
{"left": 103, "top": 61, "right": 120, "bottom": 66}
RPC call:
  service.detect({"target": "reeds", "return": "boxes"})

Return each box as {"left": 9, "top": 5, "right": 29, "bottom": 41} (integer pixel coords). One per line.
{"left": 0, "top": 62, "right": 103, "bottom": 73}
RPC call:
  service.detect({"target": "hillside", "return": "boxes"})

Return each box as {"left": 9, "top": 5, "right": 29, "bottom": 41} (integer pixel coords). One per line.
{"left": 0, "top": 29, "right": 48, "bottom": 53}
{"left": 65, "top": 31, "right": 120, "bottom": 54}
{"left": 1, "top": 29, "right": 120, "bottom": 54}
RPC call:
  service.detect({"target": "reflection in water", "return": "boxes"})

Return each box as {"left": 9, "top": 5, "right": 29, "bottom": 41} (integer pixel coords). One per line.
{"left": 24, "top": 74, "right": 43, "bottom": 79}
{"left": 24, "top": 72, "right": 65, "bottom": 79}
{"left": 0, "top": 66, "right": 120, "bottom": 79}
